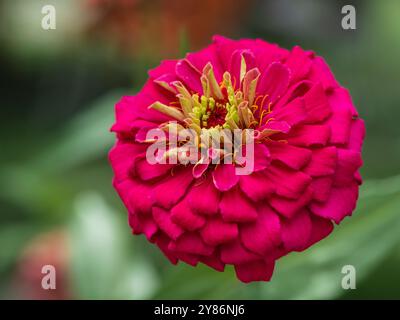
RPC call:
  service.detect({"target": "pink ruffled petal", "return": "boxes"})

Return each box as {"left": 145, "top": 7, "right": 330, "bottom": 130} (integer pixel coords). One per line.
{"left": 303, "top": 82, "right": 332, "bottom": 123}
{"left": 306, "top": 214, "right": 334, "bottom": 247}
{"left": 152, "top": 207, "right": 183, "bottom": 241}
{"left": 346, "top": 119, "right": 366, "bottom": 152}
{"left": 175, "top": 59, "right": 203, "bottom": 94}
{"left": 281, "top": 210, "right": 312, "bottom": 251}
{"left": 114, "top": 179, "right": 153, "bottom": 214}
{"left": 241, "top": 205, "right": 282, "bottom": 255}
{"left": 272, "top": 97, "right": 307, "bottom": 126}
{"left": 134, "top": 156, "right": 174, "bottom": 181}
{"left": 152, "top": 167, "right": 194, "bottom": 209}
{"left": 171, "top": 198, "right": 206, "bottom": 231}
{"left": 310, "top": 182, "right": 359, "bottom": 224}
{"left": 198, "top": 251, "right": 225, "bottom": 272}
{"left": 267, "top": 141, "right": 312, "bottom": 170}
{"left": 128, "top": 212, "right": 158, "bottom": 241}
{"left": 154, "top": 234, "right": 178, "bottom": 265}
{"left": 310, "top": 176, "right": 333, "bottom": 202}
{"left": 212, "top": 164, "right": 240, "bottom": 191}
{"left": 333, "top": 149, "right": 362, "bottom": 186}
{"left": 219, "top": 186, "right": 258, "bottom": 222}
{"left": 234, "top": 260, "right": 275, "bottom": 283}
{"left": 308, "top": 56, "right": 339, "bottom": 90}
{"left": 148, "top": 59, "right": 178, "bottom": 79}
{"left": 229, "top": 49, "right": 256, "bottom": 87}
{"left": 200, "top": 218, "right": 238, "bottom": 246}
{"left": 186, "top": 177, "right": 221, "bottom": 215}
{"left": 239, "top": 171, "right": 275, "bottom": 202}
{"left": 186, "top": 45, "right": 224, "bottom": 82}
{"left": 257, "top": 62, "right": 290, "bottom": 104}
{"left": 220, "top": 239, "right": 261, "bottom": 264}
{"left": 285, "top": 124, "right": 331, "bottom": 147}
{"left": 269, "top": 185, "right": 314, "bottom": 218}
{"left": 303, "top": 146, "right": 337, "bottom": 177}
{"left": 285, "top": 46, "right": 312, "bottom": 84}
{"left": 265, "top": 164, "right": 312, "bottom": 199}
{"left": 168, "top": 232, "right": 214, "bottom": 256}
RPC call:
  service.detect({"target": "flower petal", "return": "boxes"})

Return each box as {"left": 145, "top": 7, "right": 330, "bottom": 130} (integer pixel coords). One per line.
{"left": 310, "top": 182, "right": 359, "bottom": 224}
{"left": 267, "top": 141, "right": 312, "bottom": 170}
{"left": 303, "top": 146, "right": 337, "bottom": 177}
{"left": 152, "top": 207, "right": 183, "bottom": 240}
{"left": 281, "top": 210, "right": 312, "bottom": 251}
{"left": 257, "top": 62, "right": 290, "bottom": 104}
{"left": 240, "top": 205, "right": 282, "bottom": 255}
{"left": 168, "top": 232, "right": 214, "bottom": 256}
{"left": 200, "top": 218, "right": 238, "bottom": 246}
{"left": 239, "top": 171, "right": 275, "bottom": 202}
{"left": 152, "top": 167, "right": 194, "bottom": 209}
{"left": 234, "top": 260, "right": 275, "bottom": 283}
{"left": 187, "top": 177, "right": 221, "bottom": 215}
{"left": 219, "top": 186, "right": 258, "bottom": 222}
{"left": 212, "top": 164, "right": 240, "bottom": 191}
{"left": 171, "top": 198, "right": 206, "bottom": 231}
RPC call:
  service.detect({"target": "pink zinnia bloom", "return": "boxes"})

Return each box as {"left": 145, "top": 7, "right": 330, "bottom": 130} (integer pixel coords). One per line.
{"left": 109, "top": 36, "right": 365, "bottom": 283}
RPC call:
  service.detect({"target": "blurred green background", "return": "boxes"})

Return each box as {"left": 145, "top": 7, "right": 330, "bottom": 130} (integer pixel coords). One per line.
{"left": 1, "top": 0, "right": 400, "bottom": 299}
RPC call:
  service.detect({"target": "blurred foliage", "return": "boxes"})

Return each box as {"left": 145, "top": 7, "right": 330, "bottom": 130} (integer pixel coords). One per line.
{"left": 0, "top": 0, "right": 400, "bottom": 299}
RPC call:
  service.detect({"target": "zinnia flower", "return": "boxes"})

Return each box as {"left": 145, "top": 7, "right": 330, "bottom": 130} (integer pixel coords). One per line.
{"left": 109, "top": 35, "right": 365, "bottom": 283}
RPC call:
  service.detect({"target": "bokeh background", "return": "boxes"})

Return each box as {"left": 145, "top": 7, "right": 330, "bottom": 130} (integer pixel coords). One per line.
{"left": 1, "top": 0, "right": 400, "bottom": 299}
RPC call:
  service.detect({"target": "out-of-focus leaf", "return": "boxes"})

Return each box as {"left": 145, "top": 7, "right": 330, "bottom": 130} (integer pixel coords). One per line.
{"left": 252, "top": 175, "right": 400, "bottom": 300}
{"left": 33, "top": 90, "right": 125, "bottom": 173}
{"left": 69, "top": 192, "right": 158, "bottom": 299}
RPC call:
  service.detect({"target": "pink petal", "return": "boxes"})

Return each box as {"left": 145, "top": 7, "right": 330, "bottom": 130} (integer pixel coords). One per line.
{"left": 269, "top": 186, "right": 314, "bottom": 218}
{"left": 152, "top": 207, "right": 183, "bottom": 240}
{"left": 303, "top": 146, "right": 337, "bottom": 177}
{"left": 200, "top": 218, "right": 238, "bottom": 246}
{"left": 198, "top": 252, "right": 225, "bottom": 272}
{"left": 109, "top": 142, "right": 145, "bottom": 183}
{"left": 220, "top": 239, "right": 261, "bottom": 264}
{"left": 285, "top": 46, "right": 312, "bottom": 84}
{"left": 281, "top": 209, "right": 312, "bottom": 251}
{"left": 168, "top": 232, "right": 214, "bottom": 256}
{"left": 212, "top": 164, "right": 240, "bottom": 191}
{"left": 285, "top": 124, "right": 330, "bottom": 147}
{"left": 328, "top": 87, "right": 358, "bottom": 117}
{"left": 333, "top": 149, "right": 363, "bottom": 186}
{"left": 154, "top": 234, "right": 178, "bottom": 265}
{"left": 219, "top": 186, "right": 258, "bottom": 222}
{"left": 239, "top": 171, "right": 275, "bottom": 202}
{"left": 148, "top": 59, "right": 178, "bottom": 79}
{"left": 346, "top": 119, "right": 366, "bottom": 152}
{"left": 308, "top": 56, "right": 339, "bottom": 90}
{"left": 253, "top": 143, "right": 271, "bottom": 172}
{"left": 134, "top": 156, "right": 174, "bottom": 181}
{"left": 240, "top": 205, "right": 282, "bottom": 255}
{"left": 171, "top": 198, "right": 206, "bottom": 231}
{"left": 310, "top": 176, "right": 333, "bottom": 202}
{"left": 186, "top": 45, "right": 224, "bottom": 81}
{"left": 234, "top": 260, "right": 275, "bottom": 283}
{"left": 128, "top": 212, "right": 158, "bottom": 241}
{"left": 186, "top": 177, "right": 221, "bottom": 215}
{"left": 303, "top": 83, "right": 332, "bottom": 123}
{"left": 306, "top": 214, "right": 334, "bottom": 247}
{"left": 272, "top": 97, "right": 307, "bottom": 126}
{"left": 267, "top": 141, "right": 312, "bottom": 170}
{"left": 152, "top": 167, "right": 193, "bottom": 209}
{"left": 257, "top": 62, "right": 290, "bottom": 104}
{"left": 310, "top": 182, "right": 359, "bottom": 224}
{"left": 265, "top": 164, "right": 312, "bottom": 199}
{"left": 229, "top": 49, "right": 256, "bottom": 87}
{"left": 175, "top": 59, "right": 203, "bottom": 94}
{"left": 114, "top": 179, "right": 153, "bottom": 214}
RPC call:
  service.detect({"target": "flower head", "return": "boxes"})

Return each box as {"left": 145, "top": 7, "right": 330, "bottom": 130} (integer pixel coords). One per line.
{"left": 109, "top": 35, "right": 365, "bottom": 282}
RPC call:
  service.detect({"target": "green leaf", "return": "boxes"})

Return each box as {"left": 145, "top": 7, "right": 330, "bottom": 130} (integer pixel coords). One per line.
{"left": 69, "top": 192, "right": 159, "bottom": 299}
